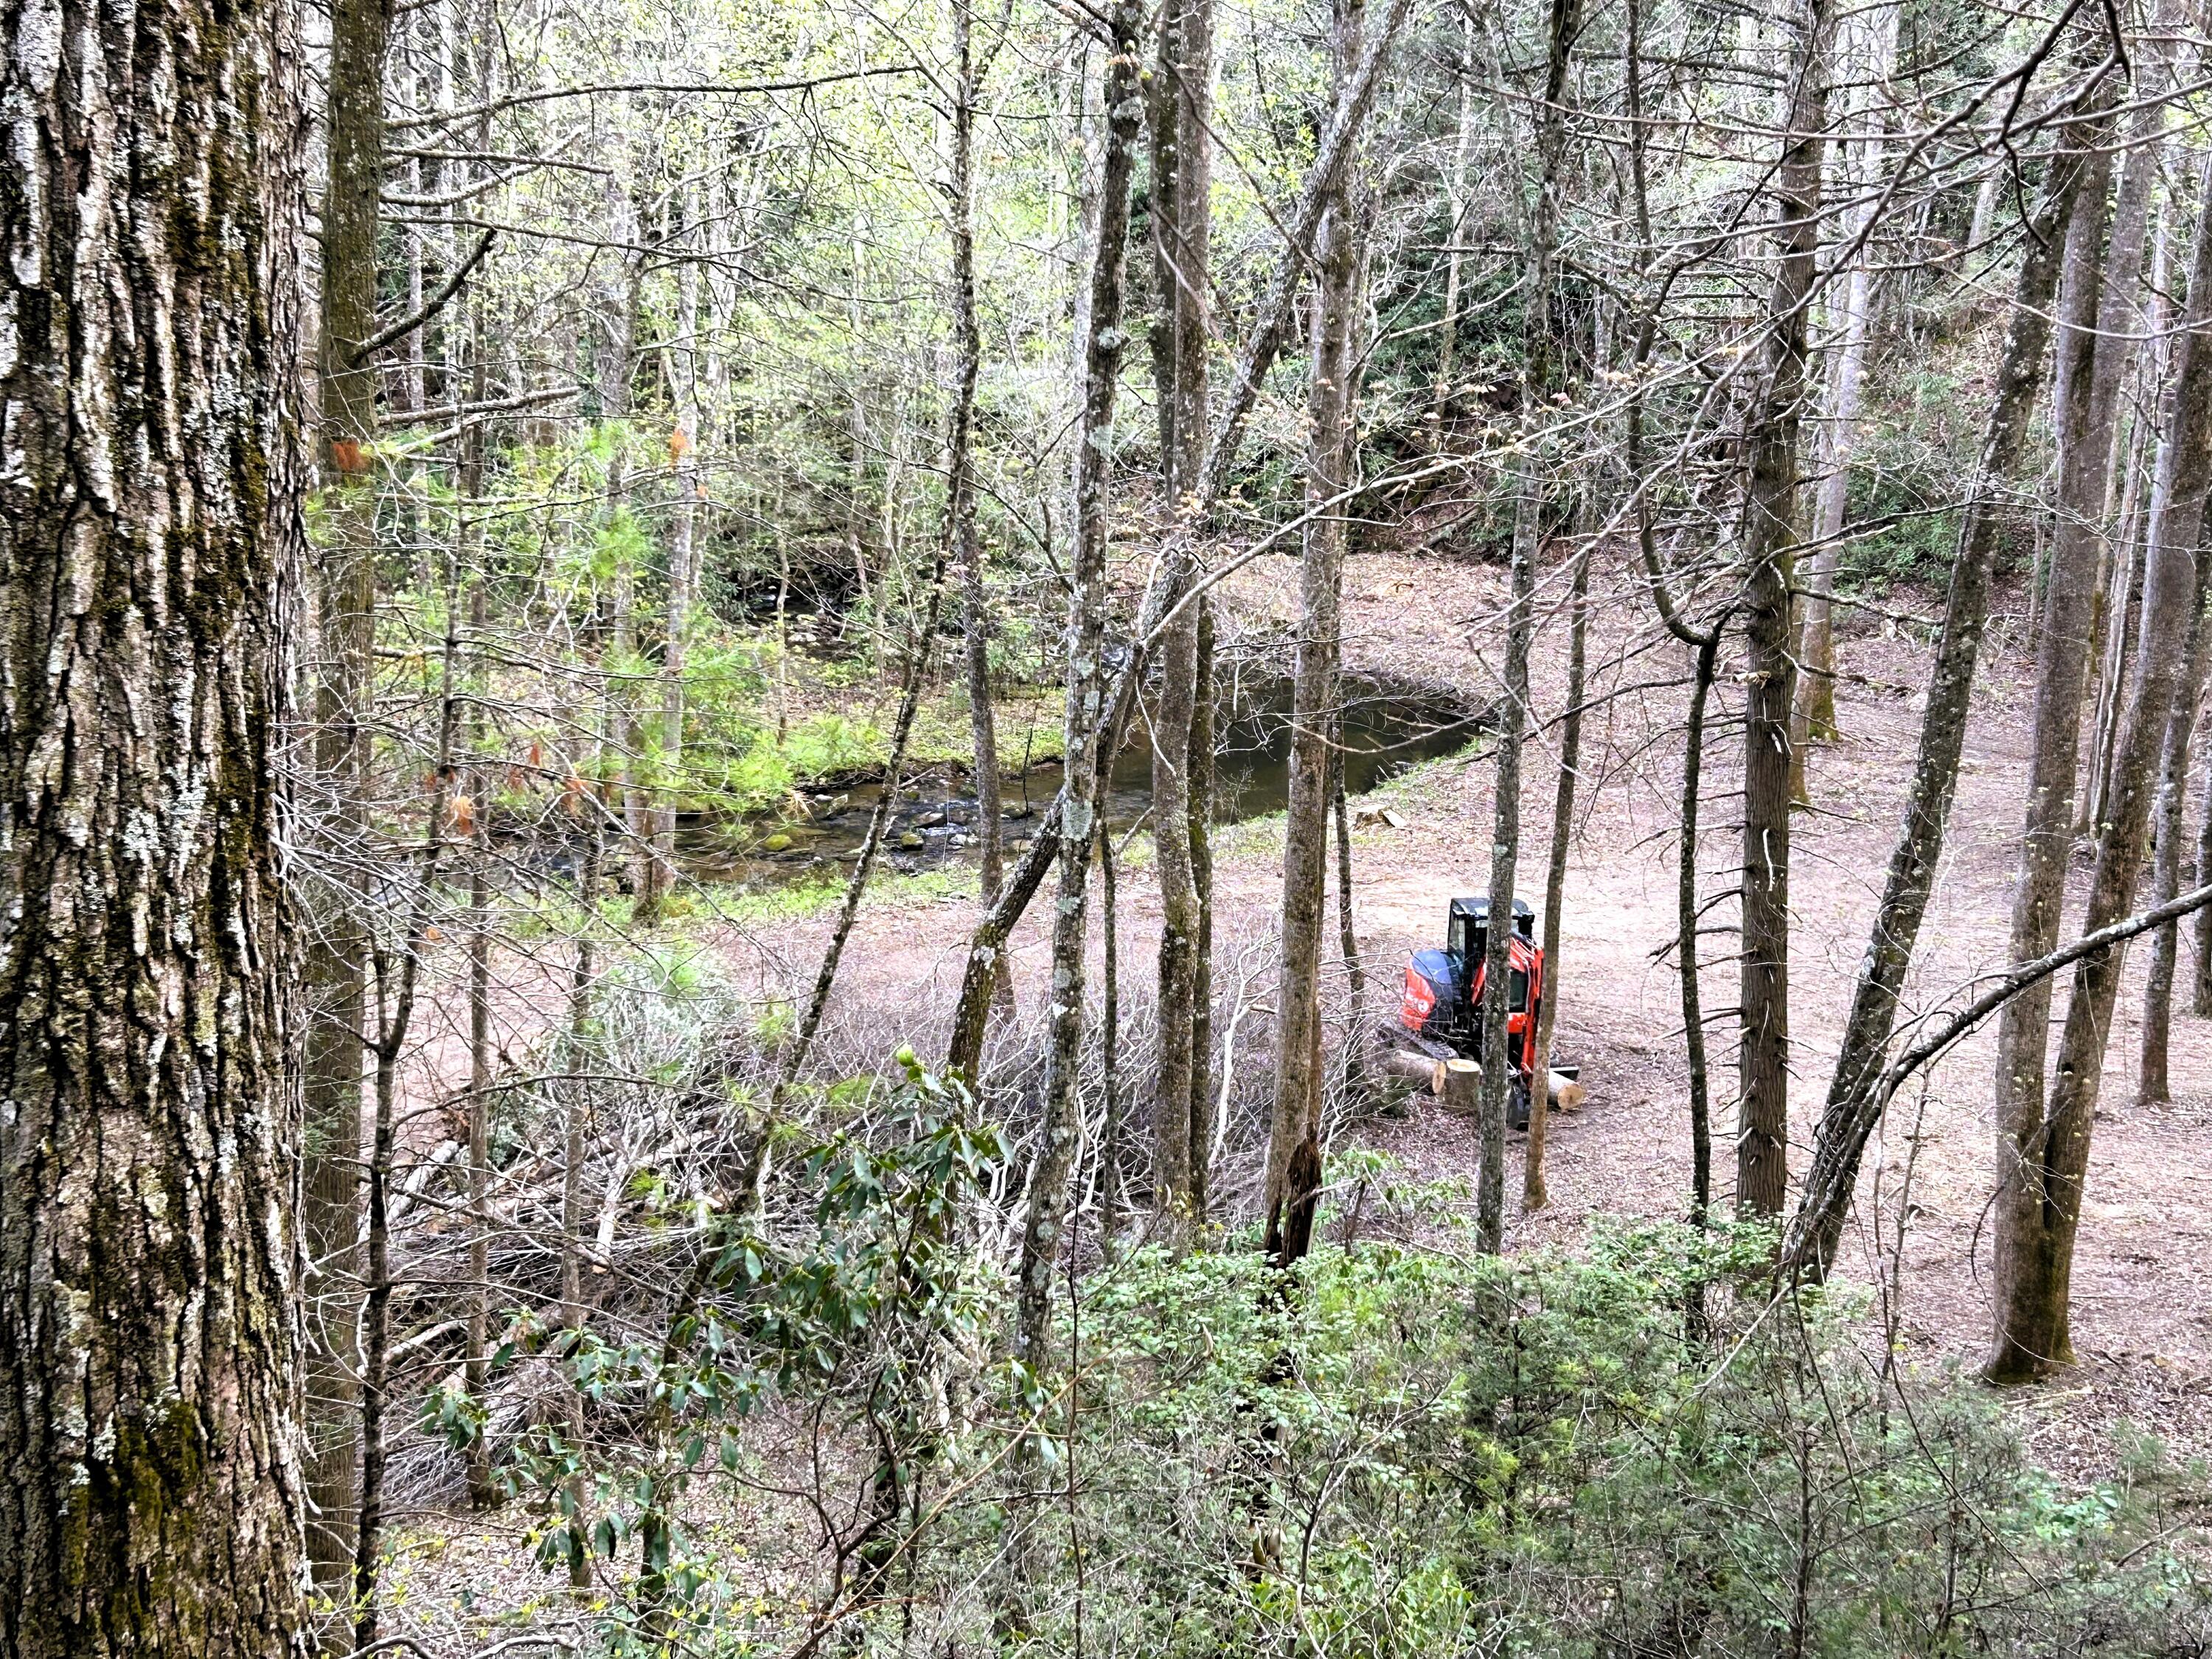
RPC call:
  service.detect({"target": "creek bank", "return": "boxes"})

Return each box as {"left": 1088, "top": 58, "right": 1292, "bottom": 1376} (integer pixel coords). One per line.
{"left": 677, "top": 671, "right": 1487, "bottom": 891}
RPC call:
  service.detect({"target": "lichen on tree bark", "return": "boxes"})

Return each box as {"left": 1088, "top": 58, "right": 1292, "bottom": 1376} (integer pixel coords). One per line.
{"left": 0, "top": 0, "right": 310, "bottom": 1646}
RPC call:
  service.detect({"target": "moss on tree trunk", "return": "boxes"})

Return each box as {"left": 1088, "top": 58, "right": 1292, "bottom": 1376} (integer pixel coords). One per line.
{"left": 0, "top": 0, "right": 309, "bottom": 1646}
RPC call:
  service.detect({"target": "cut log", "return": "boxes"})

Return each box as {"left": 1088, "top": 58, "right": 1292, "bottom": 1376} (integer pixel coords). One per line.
{"left": 1443, "top": 1057, "right": 1481, "bottom": 1116}
{"left": 1548, "top": 1070, "right": 1587, "bottom": 1113}
{"left": 1377, "top": 1046, "right": 1445, "bottom": 1094}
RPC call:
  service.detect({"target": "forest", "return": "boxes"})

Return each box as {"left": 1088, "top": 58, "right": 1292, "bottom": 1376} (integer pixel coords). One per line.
{"left": 12, "top": 0, "right": 2212, "bottom": 1649}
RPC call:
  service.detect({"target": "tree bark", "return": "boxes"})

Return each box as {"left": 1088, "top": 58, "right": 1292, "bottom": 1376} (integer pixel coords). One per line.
{"left": 1784, "top": 82, "right": 2112, "bottom": 1276}
{"left": 1332, "top": 745, "right": 1369, "bottom": 1103}
{"left": 465, "top": 832, "right": 497, "bottom": 1509}
{"left": 940, "top": 0, "right": 1413, "bottom": 1087}
{"left": 1734, "top": 0, "right": 1831, "bottom": 1220}
{"left": 1187, "top": 602, "right": 1217, "bottom": 1220}
{"left": 2137, "top": 546, "right": 2212, "bottom": 1102}
{"left": 1429, "top": 18, "right": 1475, "bottom": 451}
{"left": 1989, "top": 148, "right": 2212, "bottom": 1383}
{"left": 1152, "top": 626, "right": 1203, "bottom": 1223}
{"left": 1477, "top": 508, "right": 1531, "bottom": 1253}
{"left": 950, "top": 0, "right": 1004, "bottom": 913}
{"left": 2127, "top": 0, "right": 2212, "bottom": 1054}
{"left": 658, "top": 410, "right": 699, "bottom": 908}
{"left": 1479, "top": 0, "right": 1583, "bottom": 1251}
{"left": 558, "top": 806, "right": 603, "bottom": 1592}
{"left": 1098, "top": 818, "right": 1125, "bottom": 1248}
{"left": 2194, "top": 738, "right": 2212, "bottom": 1015}
{"left": 460, "top": 317, "right": 498, "bottom": 1516}
{"left": 456, "top": 31, "right": 501, "bottom": 1524}
{"left": 1624, "top": 0, "right": 1716, "bottom": 1242}
{"left": 1525, "top": 543, "right": 1590, "bottom": 1212}
{"left": 0, "top": 0, "right": 309, "bottom": 1644}
{"left": 305, "top": 0, "right": 400, "bottom": 1603}
{"left": 1147, "top": 0, "right": 1216, "bottom": 1231}
{"left": 1995, "top": 47, "right": 2157, "bottom": 1182}
{"left": 1265, "top": 96, "right": 1359, "bottom": 1235}
{"left": 2084, "top": 497, "right": 2149, "bottom": 835}
{"left": 2079, "top": 19, "right": 2180, "bottom": 841}
{"left": 639, "top": 189, "right": 702, "bottom": 923}
{"left": 356, "top": 501, "right": 471, "bottom": 1651}
{"left": 1792, "top": 0, "right": 1899, "bottom": 771}
{"left": 1680, "top": 633, "right": 1721, "bottom": 1229}
{"left": 1014, "top": 0, "right": 1143, "bottom": 1371}
{"left": 591, "top": 129, "right": 651, "bottom": 909}
{"left": 2081, "top": 193, "right": 2173, "bottom": 839}
{"left": 946, "top": 805, "right": 1061, "bottom": 1082}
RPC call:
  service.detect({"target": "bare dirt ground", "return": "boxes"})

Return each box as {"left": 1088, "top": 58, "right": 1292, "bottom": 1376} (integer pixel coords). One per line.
{"left": 379, "top": 543, "right": 2212, "bottom": 1652}
{"left": 725, "top": 543, "right": 2212, "bottom": 1486}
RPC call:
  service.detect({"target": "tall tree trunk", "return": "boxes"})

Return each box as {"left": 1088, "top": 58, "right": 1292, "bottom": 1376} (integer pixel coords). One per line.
{"left": 1187, "top": 602, "right": 1217, "bottom": 1218}
{"left": 1429, "top": 16, "right": 1475, "bottom": 452}
{"left": 946, "top": 814, "right": 1060, "bottom": 1082}
{"left": 2138, "top": 549, "right": 2212, "bottom": 1101}
{"left": 640, "top": 195, "right": 701, "bottom": 923}
{"left": 1147, "top": 0, "right": 1184, "bottom": 469}
{"left": 1733, "top": 0, "right": 1831, "bottom": 1220}
{"left": 1478, "top": 524, "right": 1532, "bottom": 1251}
{"left": 950, "top": 0, "right": 1004, "bottom": 912}
{"left": 1784, "top": 76, "right": 2113, "bottom": 1275}
{"left": 353, "top": 973, "right": 406, "bottom": 1644}
{"left": 1015, "top": 0, "right": 1144, "bottom": 1371}
{"left": 465, "top": 832, "right": 497, "bottom": 1509}
{"left": 2084, "top": 494, "right": 2149, "bottom": 832}
{"left": 1983, "top": 34, "right": 2152, "bottom": 1273}
{"left": 1332, "top": 747, "right": 1368, "bottom": 1102}
{"left": 1680, "top": 633, "right": 1721, "bottom": 1230}
{"left": 356, "top": 509, "right": 471, "bottom": 1652}
{"left": 305, "top": 0, "right": 400, "bottom": 1606}
{"left": 459, "top": 324, "right": 500, "bottom": 1512}
{"left": 1152, "top": 645, "right": 1203, "bottom": 1225}
{"left": 1098, "top": 818, "right": 1125, "bottom": 1247}
{"left": 559, "top": 786, "right": 605, "bottom": 1591}
{"left": 1524, "top": 543, "right": 1590, "bottom": 1212}
{"left": 1265, "top": 113, "right": 1359, "bottom": 1244}
{"left": 1148, "top": 0, "right": 1217, "bottom": 1231}
{"left": 2194, "top": 741, "right": 2212, "bottom": 1014}
{"left": 456, "top": 0, "right": 500, "bottom": 1519}
{"left": 0, "top": 0, "right": 307, "bottom": 1647}
{"left": 942, "top": 0, "right": 1412, "bottom": 1084}
{"left": 2080, "top": 199, "right": 2171, "bottom": 838}
{"left": 594, "top": 130, "right": 652, "bottom": 907}
{"left": 1989, "top": 148, "right": 2212, "bottom": 1384}
{"left": 1792, "top": 0, "right": 1899, "bottom": 774}
{"left": 1624, "top": 0, "right": 1719, "bottom": 1245}
{"left": 781, "top": 571, "right": 950, "bottom": 1092}
{"left": 1477, "top": 0, "right": 1583, "bottom": 1252}
{"left": 2132, "top": 0, "right": 2212, "bottom": 1077}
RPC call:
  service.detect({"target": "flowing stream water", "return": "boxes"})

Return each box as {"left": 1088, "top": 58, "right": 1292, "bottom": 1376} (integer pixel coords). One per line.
{"left": 673, "top": 672, "right": 1484, "bottom": 891}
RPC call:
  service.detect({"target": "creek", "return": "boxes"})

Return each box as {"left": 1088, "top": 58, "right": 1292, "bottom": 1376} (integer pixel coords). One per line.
{"left": 673, "top": 672, "right": 1483, "bottom": 891}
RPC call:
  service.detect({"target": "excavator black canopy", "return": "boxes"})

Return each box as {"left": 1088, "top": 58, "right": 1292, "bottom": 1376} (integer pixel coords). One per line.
{"left": 1397, "top": 894, "right": 1546, "bottom": 1127}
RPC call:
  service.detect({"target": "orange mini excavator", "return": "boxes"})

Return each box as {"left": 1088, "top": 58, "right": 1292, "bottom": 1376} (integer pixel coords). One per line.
{"left": 1393, "top": 895, "right": 1564, "bottom": 1130}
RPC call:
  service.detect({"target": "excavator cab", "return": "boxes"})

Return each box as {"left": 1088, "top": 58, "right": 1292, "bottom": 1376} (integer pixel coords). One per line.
{"left": 1398, "top": 895, "right": 1544, "bottom": 1127}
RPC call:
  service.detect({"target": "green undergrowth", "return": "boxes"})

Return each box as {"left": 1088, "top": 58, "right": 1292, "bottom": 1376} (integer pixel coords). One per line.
{"left": 420, "top": 1018, "right": 2211, "bottom": 1659}
{"left": 495, "top": 863, "right": 977, "bottom": 942}
{"left": 714, "top": 666, "right": 1065, "bottom": 816}
{"left": 696, "top": 863, "right": 977, "bottom": 926}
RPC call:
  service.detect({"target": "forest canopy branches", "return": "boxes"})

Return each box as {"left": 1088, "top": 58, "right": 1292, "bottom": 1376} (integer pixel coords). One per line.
{"left": 10, "top": 0, "right": 2212, "bottom": 1650}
